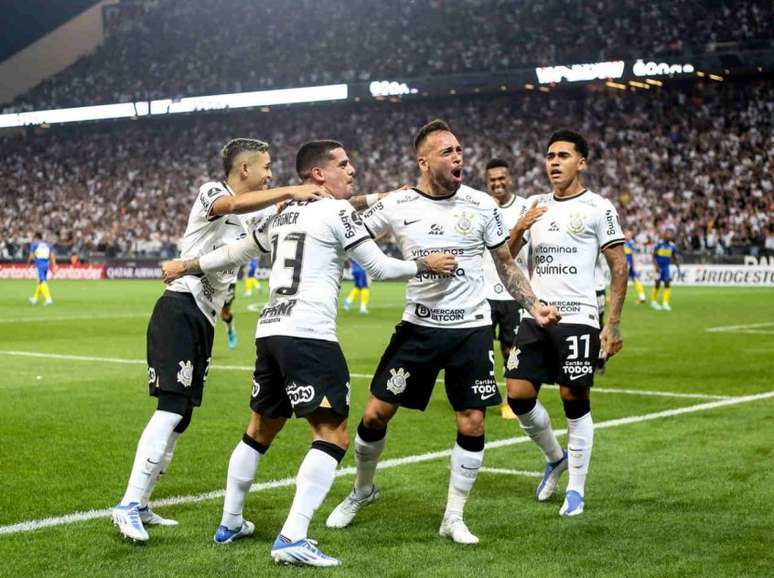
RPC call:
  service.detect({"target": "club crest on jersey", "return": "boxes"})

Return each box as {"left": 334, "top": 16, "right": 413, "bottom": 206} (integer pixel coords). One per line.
{"left": 506, "top": 348, "right": 521, "bottom": 371}
{"left": 568, "top": 212, "right": 586, "bottom": 235}
{"left": 454, "top": 210, "right": 475, "bottom": 235}
{"left": 386, "top": 368, "right": 410, "bottom": 395}
{"left": 251, "top": 379, "right": 261, "bottom": 398}
{"left": 176, "top": 360, "right": 194, "bottom": 388}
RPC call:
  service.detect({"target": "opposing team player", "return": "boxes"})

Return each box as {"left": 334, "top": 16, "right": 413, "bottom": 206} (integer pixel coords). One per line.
{"left": 651, "top": 228, "right": 680, "bottom": 311}
{"left": 27, "top": 231, "right": 57, "bottom": 305}
{"left": 343, "top": 260, "right": 370, "bottom": 313}
{"left": 326, "top": 120, "right": 560, "bottom": 544}
{"left": 111, "top": 138, "right": 329, "bottom": 543}
{"left": 623, "top": 230, "right": 646, "bottom": 303}
{"left": 220, "top": 286, "right": 239, "bottom": 349}
{"left": 162, "top": 140, "right": 455, "bottom": 566}
{"left": 243, "top": 258, "right": 260, "bottom": 296}
{"left": 505, "top": 130, "right": 628, "bottom": 517}
{"left": 482, "top": 158, "right": 545, "bottom": 419}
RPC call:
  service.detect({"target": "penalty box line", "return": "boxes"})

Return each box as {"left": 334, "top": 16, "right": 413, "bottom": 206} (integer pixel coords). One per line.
{"left": 1, "top": 390, "right": 772, "bottom": 537}
{"left": 0, "top": 350, "right": 731, "bottom": 400}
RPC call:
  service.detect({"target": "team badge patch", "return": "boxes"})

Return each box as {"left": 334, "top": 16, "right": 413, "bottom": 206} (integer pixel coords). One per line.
{"left": 568, "top": 212, "right": 586, "bottom": 235}
{"left": 453, "top": 210, "right": 475, "bottom": 235}
{"left": 506, "top": 348, "right": 521, "bottom": 371}
{"left": 176, "top": 360, "right": 194, "bottom": 388}
{"left": 386, "top": 367, "right": 410, "bottom": 395}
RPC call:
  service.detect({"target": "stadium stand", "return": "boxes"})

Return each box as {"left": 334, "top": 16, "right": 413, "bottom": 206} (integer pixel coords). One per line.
{"left": 1, "top": 0, "right": 772, "bottom": 112}
{"left": 1, "top": 79, "right": 771, "bottom": 260}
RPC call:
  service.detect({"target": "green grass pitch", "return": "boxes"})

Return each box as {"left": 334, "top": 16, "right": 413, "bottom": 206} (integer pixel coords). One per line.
{"left": 1, "top": 279, "right": 772, "bottom": 577}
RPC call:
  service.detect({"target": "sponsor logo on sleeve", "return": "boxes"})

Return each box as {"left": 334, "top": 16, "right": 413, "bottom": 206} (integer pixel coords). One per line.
{"left": 605, "top": 209, "right": 617, "bottom": 236}
{"left": 338, "top": 209, "right": 357, "bottom": 239}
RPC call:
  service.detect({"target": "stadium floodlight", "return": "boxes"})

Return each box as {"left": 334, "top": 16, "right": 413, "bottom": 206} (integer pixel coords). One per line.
{"left": 0, "top": 102, "right": 147, "bottom": 128}
{"left": 369, "top": 81, "right": 418, "bottom": 97}
{"left": 0, "top": 84, "right": 348, "bottom": 128}
{"left": 535, "top": 61, "right": 625, "bottom": 84}
{"left": 150, "top": 84, "right": 348, "bottom": 115}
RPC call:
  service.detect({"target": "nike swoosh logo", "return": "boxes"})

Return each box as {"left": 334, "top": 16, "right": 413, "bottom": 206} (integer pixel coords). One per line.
{"left": 403, "top": 219, "right": 421, "bottom": 226}
{"left": 568, "top": 373, "right": 586, "bottom": 381}
{"left": 225, "top": 218, "right": 242, "bottom": 227}
{"left": 481, "top": 392, "right": 497, "bottom": 400}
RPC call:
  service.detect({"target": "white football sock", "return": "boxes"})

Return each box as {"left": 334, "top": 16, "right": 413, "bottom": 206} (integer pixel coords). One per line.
{"left": 280, "top": 448, "right": 338, "bottom": 542}
{"left": 444, "top": 443, "right": 483, "bottom": 519}
{"left": 121, "top": 411, "right": 182, "bottom": 506}
{"left": 353, "top": 433, "right": 386, "bottom": 497}
{"left": 516, "top": 400, "right": 564, "bottom": 463}
{"left": 221, "top": 440, "right": 262, "bottom": 529}
{"left": 140, "top": 430, "right": 180, "bottom": 508}
{"left": 566, "top": 412, "right": 594, "bottom": 497}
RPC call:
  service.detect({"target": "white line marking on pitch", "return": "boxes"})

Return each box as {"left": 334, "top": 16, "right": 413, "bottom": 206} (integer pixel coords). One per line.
{"left": 705, "top": 322, "right": 774, "bottom": 335}
{"left": 0, "top": 351, "right": 730, "bottom": 400}
{"left": 0, "top": 313, "right": 149, "bottom": 324}
{"left": 479, "top": 467, "right": 543, "bottom": 478}
{"left": 1, "top": 390, "right": 771, "bottom": 537}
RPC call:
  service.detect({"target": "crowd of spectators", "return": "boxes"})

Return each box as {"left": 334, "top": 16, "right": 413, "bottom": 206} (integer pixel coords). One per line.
{"left": 2, "top": 0, "right": 772, "bottom": 112}
{"left": 1, "top": 79, "right": 771, "bottom": 262}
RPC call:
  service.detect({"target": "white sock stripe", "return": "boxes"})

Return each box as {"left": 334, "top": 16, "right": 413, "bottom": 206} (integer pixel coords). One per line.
{"left": 2, "top": 390, "right": 772, "bottom": 536}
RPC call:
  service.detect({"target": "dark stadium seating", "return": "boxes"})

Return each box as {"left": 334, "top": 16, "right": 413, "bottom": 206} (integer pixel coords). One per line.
{"left": 2, "top": 0, "right": 772, "bottom": 112}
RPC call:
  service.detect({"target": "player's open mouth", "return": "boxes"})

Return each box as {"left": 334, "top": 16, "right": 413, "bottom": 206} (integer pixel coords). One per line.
{"left": 451, "top": 168, "right": 462, "bottom": 179}
{"left": 550, "top": 170, "right": 562, "bottom": 177}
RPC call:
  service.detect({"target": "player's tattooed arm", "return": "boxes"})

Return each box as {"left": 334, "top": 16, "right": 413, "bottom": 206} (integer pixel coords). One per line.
{"left": 602, "top": 243, "right": 627, "bottom": 357}
{"left": 161, "top": 258, "right": 201, "bottom": 283}
{"left": 491, "top": 244, "right": 561, "bottom": 327}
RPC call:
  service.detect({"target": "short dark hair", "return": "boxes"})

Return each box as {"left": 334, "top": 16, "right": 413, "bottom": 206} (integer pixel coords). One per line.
{"left": 295, "top": 140, "right": 344, "bottom": 179}
{"left": 221, "top": 138, "right": 269, "bottom": 178}
{"left": 485, "top": 158, "right": 510, "bottom": 172}
{"left": 413, "top": 119, "right": 452, "bottom": 152}
{"left": 547, "top": 130, "right": 589, "bottom": 159}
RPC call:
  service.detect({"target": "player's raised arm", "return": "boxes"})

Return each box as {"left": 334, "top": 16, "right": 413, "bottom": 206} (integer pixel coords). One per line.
{"left": 210, "top": 183, "right": 330, "bottom": 216}
{"left": 490, "top": 243, "right": 560, "bottom": 327}
{"left": 162, "top": 234, "right": 265, "bottom": 284}
{"left": 507, "top": 205, "right": 546, "bottom": 257}
{"left": 346, "top": 239, "right": 456, "bottom": 280}
{"left": 601, "top": 243, "right": 627, "bottom": 357}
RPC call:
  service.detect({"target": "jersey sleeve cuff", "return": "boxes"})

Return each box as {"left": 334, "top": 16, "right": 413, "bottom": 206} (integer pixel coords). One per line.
{"left": 601, "top": 238, "right": 625, "bottom": 251}
{"left": 486, "top": 237, "right": 508, "bottom": 251}
{"left": 344, "top": 235, "right": 371, "bottom": 252}
{"left": 251, "top": 230, "right": 270, "bottom": 253}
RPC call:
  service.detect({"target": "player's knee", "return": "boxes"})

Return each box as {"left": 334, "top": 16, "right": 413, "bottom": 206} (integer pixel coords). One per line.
{"left": 507, "top": 379, "right": 540, "bottom": 399}
{"left": 562, "top": 398, "right": 591, "bottom": 419}
{"left": 311, "top": 439, "right": 347, "bottom": 463}
{"left": 507, "top": 396, "right": 537, "bottom": 416}
{"left": 363, "top": 399, "right": 395, "bottom": 430}
{"left": 456, "top": 409, "right": 485, "bottom": 437}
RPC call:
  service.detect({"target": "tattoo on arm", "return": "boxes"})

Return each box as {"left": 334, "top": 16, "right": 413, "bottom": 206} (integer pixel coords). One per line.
{"left": 184, "top": 259, "right": 203, "bottom": 275}
{"left": 349, "top": 195, "right": 368, "bottom": 211}
{"left": 603, "top": 245, "right": 627, "bottom": 324}
{"left": 491, "top": 244, "right": 537, "bottom": 311}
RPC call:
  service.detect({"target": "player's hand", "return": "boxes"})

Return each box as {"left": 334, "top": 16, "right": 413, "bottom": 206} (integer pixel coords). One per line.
{"left": 161, "top": 259, "right": 188, "bottom": 284}
{"left": 514, "top": 206, "right": 547, "bottom": 234}
{"left": 600, "top": 322, "right": 623, "bottom": 357}
{"left": 531, "top": 302, "right": 561, "bottom": 328}
{"left": 420, "top": 253, "right": 457, "bottom": 275}
{"left": 290, "top": 184, "right": 332, "bottom": 202}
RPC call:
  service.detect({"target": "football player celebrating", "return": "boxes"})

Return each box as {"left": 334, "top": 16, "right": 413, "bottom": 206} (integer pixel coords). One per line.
{"left": 505, "top": 130, "right": 627, "bottom": 517}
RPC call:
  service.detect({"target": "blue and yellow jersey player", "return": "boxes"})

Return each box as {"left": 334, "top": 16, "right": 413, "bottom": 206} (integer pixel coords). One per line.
{"left": 27, "top": 231, "right": 57, "bottom": 305}
{"left": 651, "top": 228, "right": 680, "bottom": 311}
{"left": 243, "top": 257, "right": 261, "bottom": 296}
{"left": 623, "top": 229, "right": 646, "bottom": 303}
{"left": 343, "top": 260, "right": 370, "bottom": 314}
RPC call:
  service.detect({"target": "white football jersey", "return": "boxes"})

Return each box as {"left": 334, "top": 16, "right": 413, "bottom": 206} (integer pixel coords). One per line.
{"left": 361, "top": 185, "right": 508, "bottom": 328}
{"left": 523, "top": 189, "right": 624, "bottom": 328}
{"left": 482, "top": 194, "right": 530, "bottom": 301}
{"left": 240, "top": 205, "right": 277, "bottom": 233}
{"left": 167, "top": 181, "right": 247, "bottom": 325}
{"left": 252, "top": 198, "right": 370, "bottom": 341}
